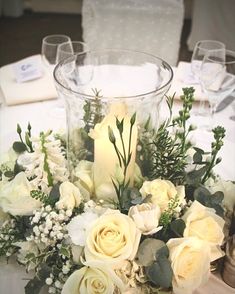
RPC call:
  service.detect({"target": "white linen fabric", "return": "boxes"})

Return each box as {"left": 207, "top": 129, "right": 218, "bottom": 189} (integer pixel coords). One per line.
{"left": 82, "top": 0, "right": 184, "bottom": 66}
{"left": 0, "top": 55, "right": 57, "bottom": 106}
{"left": 187, "top": 0, "right": 235, "bottom": 51}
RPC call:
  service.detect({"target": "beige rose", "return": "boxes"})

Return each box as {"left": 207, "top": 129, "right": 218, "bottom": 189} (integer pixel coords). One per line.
{"left": 128, "top": 203, "right": 162, "bottom": 235}
{"left": 62, "top": 264, "right": 124, "bottom": 294}
{"left": 0, "top": 172, "right": 41, "bottom": 215}
{"left": 182, "top": 200, "right": 225, "bottom": 261}
{"left": 167, "top": 237, "right": 211, "bottom": 294}
{"left": 140, "top": 179, "right": 185, "bottom": 212}
{"left": 56, "top": 181, "right": 81, "bottom": 210}
{"left": 85, "top": 210, "right": 141, "bottom": 268}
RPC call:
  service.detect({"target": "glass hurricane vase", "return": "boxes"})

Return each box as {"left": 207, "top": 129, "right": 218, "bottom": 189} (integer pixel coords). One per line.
{"left": 54, "top": 49, "right": 173, "bottom": 200}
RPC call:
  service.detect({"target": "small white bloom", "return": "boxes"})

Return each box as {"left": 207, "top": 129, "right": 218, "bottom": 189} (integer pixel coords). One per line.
{"left": 46, "top": 278, "right": 53, "bottom": 285}
{"left": 67, "top": 211, "right": 98, "bottom": 246}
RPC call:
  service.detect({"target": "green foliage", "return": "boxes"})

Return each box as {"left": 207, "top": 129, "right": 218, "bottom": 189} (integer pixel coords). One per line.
{"left": 139, "top": 87, "right": 195, "bottom": 185}
{"left": 40, "top": 131, "right": 53, "bottom": 187}
{"left": 159, "top": 196, "right": 180, "bottom": 229}
{"left": 136, "top": 238, "right": 166, "bottom": 267}
{"left": 31, "top": 183, "right": 60, "bottom": 207}
{"left": 145, "top": 243, "right": 173, "bottom": 288}
{"left": 193, "top": 186, "right": 224, "bottom": 217}
{"left": 13, "top": 123, "right": 34, "bottom": 153}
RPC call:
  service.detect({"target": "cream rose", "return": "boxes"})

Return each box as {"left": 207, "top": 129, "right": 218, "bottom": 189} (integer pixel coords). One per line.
{"left": 182, "top": 200, "right": 225, "bottom": 261}
{"left": 128, "top": 203, "right": 162, "bottom": 235}
{"left": 167, "top": 237, "right": 211, "bottom": 294}
{"left": 62, "top": 265, "right": 124, "bottom": 294}
{"left": 0, "top": 172, "right": 41, "bottom": 215}
{"left": 56, "top": 181, "right": 81, "bottom": 210}
{"left": 140, "top": 179, "right": 185, "bottom": 212}
{"left": 85, "top": 210, "right": 141, "bottom": 268}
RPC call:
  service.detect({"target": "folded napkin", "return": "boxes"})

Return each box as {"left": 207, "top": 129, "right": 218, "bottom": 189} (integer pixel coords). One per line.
{"left": 168, "top": 61, "right": 207, "bottom": 101}
{"left": 0, "top": 55, "right": 57, "bottom": 106}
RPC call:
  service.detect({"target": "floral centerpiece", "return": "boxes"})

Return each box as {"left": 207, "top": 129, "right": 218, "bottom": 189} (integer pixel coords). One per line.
{"left": 0, "top": 86, "right": 234, "bottom": 294}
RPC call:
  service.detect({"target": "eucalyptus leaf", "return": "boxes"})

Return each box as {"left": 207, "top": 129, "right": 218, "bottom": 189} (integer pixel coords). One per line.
{"left": 60, "top": 246, "right": 71, "bottom": 258}
{"left": 212, "top": 191, "right": 224, "bottom": 204}
{"left": 155, "top": 245, "right": 169, "bottom": 259}
{"left": 25, "top": 277, "right": 44, "bottom": 294}
{"left": 193, "top": 151, "right": 203, "bottom": 164}
{"left": 146, "top": 256, "right": 173, "bottom": 288}
{"left": 186, "top": 166, "right": 208, "bottom": 185}
{"left": 13, "top": 141, "right": 27, "bottom": 153}
{"left": 170, "top": 219, "right": 185, "bottom": 237}
{"left": 48, "top": 183, "right": 61, "bottom": 206}
{"left": 38, "top": 263, "right": 51, "bottom": 280}
{"left": 4, "top": 170, "right": 14, "bottom": 178}
{"left": 136, "top": 238, "right": 165, "bottom": 266}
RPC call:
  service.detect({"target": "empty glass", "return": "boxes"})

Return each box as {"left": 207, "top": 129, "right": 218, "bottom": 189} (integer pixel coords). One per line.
{"left": 200, "top": 49, "right": 235, "bottom": 129}
{"left": 41, "top": 35, "right": 71, "bottom": 71}
{"left": 191, "top": 40, "right": 225, "bottom": 118}
{"left": 56, "top": 41, "right": 89, "bottom": 63}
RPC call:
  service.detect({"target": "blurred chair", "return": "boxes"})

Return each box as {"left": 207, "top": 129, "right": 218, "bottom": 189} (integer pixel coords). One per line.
{"left": 82, "top": 0, "right": 184, "bottom": 66}
{"left": 187, "top": 0, "right": 235, "bottom": 51}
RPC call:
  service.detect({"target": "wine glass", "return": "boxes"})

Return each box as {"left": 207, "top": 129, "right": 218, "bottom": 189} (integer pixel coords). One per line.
{"left": 56, "top": 41, "right": 89, "bottom": 63}
{"left": 200, "top": 49, "right": 235, "bottom": 129}
{"left": 41, "top": 35, "right": 71, "bottom": 117}
{"left": 41, "top": 35, "right": 71, "bottom": 71}
{"left": 191, "top": 40, "right": 225, "bottom": 117}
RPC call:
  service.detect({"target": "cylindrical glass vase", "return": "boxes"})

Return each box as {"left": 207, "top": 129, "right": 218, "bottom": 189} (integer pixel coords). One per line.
{"left": 54, "top": 49, "right": 173, "bottom": 200}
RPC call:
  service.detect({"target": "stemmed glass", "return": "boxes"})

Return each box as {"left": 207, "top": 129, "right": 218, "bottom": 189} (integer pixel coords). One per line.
{"left": 191, "top": 40, "right": 225, "bottom": 117}
{"left": 41, "top": 35, "right": 71, "bottom": 72}
{"left": 56, "top": 41, "right": 89, "bottom": 62}
{"left": 200, "top": 49, "right": 235, "bottom": 129}
{"left": 41, "top": 35, "right": 71, "bottom": 117}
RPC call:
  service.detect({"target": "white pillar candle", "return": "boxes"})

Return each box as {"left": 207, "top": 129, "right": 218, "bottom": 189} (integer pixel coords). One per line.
{"left": 89, "top": 103, "right": 137, "bottom": 200}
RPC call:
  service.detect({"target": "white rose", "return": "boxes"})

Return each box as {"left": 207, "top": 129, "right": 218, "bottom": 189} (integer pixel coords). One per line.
{"left": 140, "top": 179, "right": 185, "bottom": 212}
{"left": 207, "top": 178, "right": 235, "bottom": 212}
{"left": 182, "top": 200, "right": 225, "bottom": 261}
{"left": 167, "top": 237, "right": 211, "bottom": 294}
{"left": 128, "top": 203, "right": 162, "bottom": 235}
{"left": 0, "top": 172, "right": 41, "bottom": 215}
{"left": 56, "top": 181, "right": 81, "bottom": 210}
{"left": 73, "top": 160, "right": 94, "bottom": 200}
{"left": 62, "top": 264, "right": 124, "bottom": 294}
{"left": 85, "top": 210, "right": 141, "bottom": 268}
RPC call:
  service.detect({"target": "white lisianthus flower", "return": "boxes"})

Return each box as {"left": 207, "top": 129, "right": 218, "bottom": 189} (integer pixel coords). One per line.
{"left": 62, "top": 264, "right": 125, "bottom": 294}
{"left": 73, "top": 160, "right": 94, "bottom": 200}
{"left": 140, "top": 179, "right": 185, "bottom": 212}
{"left": 182, "top": 200, "right": 225, "bottom": 261}
{"left": 167, "top": 237, "right": 211, "bottom": 294}
{"left": 67, "top": 211, "right": 98, "bottom": 246}
{"left": 17, "top": 134, "right": 68, "bottom": 193}
{"left": 206, "top": 178, "right": 235, "bottom": 212}
{"left": 85, "top": 210, "right": 141, "bottom": 268}
{"left": 56, "top": 181, "right": 81, "bottom": 210}
{"left": 128, "top": 203, "right": 162, "bottom": 235}
{"left": 0, "top": 172, "right": 41, "bottom": 215}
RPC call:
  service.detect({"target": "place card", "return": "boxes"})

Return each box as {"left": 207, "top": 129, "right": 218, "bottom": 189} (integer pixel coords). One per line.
{"left": 12, "top": 55, "right": 43, "bottom": 83}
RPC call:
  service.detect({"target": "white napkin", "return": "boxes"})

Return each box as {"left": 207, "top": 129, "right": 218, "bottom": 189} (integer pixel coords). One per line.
{"left": 0, "top": 55, "right": 57, "bottom": 106}
{"left": 168, "top": 61, "right": 207, "bottom": 101}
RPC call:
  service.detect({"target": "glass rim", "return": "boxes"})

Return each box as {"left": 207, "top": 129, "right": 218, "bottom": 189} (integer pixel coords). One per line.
{"left": 53, "top": 48, "right": 174, "bottom": 100}
{"left": 42, "top": 34, "right": 71, "bottom": 46}
{"left": 57, "top": 41, "right": 89, "bottom": 54}
{"left": 194, "top": 40, "right": 225, "bottom": 50}
{"left": 206, "top": 49, "right": 235, "bottom": 65}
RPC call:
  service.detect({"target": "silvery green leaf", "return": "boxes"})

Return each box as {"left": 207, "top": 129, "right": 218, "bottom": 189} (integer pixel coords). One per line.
{"left": 136, "top": 238, "right": 165, "bottom": 266}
